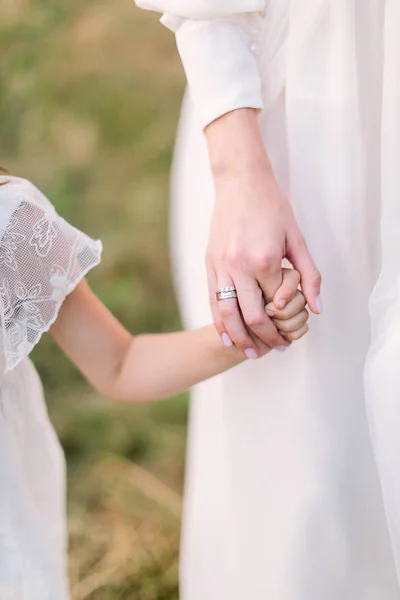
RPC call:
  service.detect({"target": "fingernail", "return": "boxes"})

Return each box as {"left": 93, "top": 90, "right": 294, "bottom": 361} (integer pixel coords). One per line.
{"left": 276, "top": 299, "right": 286, "bottom": 309}
{"left": 244, "top": 348, "right": 258, "bottom": 359}
{"left": 221, "top": 333, "right": 233, "bottom": 347}
{"left": 316, "top": 294, "right": 323, "bottom": 314}
{"left": 275, "top": 345, "right": 287, "bottom": 352}
{"left": 265, "top": 308, "right": 275, "bottom": 317}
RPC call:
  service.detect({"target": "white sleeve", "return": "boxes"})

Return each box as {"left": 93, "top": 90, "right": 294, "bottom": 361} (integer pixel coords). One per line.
{"left": 0, "top": 177, "right": 102, "bottom": 374}
{"left": 134, "top": 0, "right": 266, "bottom": 129}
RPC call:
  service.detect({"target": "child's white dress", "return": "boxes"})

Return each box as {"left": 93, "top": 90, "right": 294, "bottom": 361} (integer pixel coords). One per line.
{"left": 0, "top": 175, "right": 102, "bottom": 599}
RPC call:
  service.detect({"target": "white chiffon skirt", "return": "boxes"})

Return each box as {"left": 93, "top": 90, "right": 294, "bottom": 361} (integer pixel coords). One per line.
{"left": 171, "top": 1, "right": 400, "bottom": 598}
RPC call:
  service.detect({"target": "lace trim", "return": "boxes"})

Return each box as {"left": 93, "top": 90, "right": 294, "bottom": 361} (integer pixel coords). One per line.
{"left": 0, "top": 181, "right": 102, "bottom": 373}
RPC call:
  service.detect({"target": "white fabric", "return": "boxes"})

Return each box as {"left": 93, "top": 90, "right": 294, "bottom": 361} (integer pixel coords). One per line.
{"left": 134, "top": 1, "right": 265, "bottom": 128}
{"left": 365, "top": 0, "right": 400, "bottom": 579}
{"left": 169, "top": 0, "right": 400, "bottom": 598}
{"left": 134, "top": 0, "right": 266, "bottom": 20}
{"left": 172, "top": 18, "right": 264, "bottom": 128}
{"left": 0, "top": 176, "right": 101, "bottom": 599}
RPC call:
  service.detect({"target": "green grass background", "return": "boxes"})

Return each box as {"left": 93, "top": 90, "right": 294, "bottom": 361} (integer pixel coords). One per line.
{"left": 0, "top": 1, "right": 187, "bottom": 597}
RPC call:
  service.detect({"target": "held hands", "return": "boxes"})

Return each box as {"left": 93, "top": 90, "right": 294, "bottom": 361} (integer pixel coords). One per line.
{"left": 218, "top": 268, "right": 309, "bottom": 358}
{"left": 205, "top": 109, "right": 322, "bottom": 358}
{"left": 265, "top": 269, "right": 309, "bottom": 343}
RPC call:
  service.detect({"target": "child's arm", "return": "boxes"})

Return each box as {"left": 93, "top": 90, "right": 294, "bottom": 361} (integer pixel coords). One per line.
{"left": 50, "top": 271, "right": 308, "bottom": 403}
{"left": 0, "top": 176, "right": 308, "bottom": 402}
{"left": 50, "top": 280, "right": 244, "bottom": 403}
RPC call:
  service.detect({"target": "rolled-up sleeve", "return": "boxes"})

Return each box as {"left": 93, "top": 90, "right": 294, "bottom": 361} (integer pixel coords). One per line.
{"left": 134, "top": 0, "right": 266, "bottom": 129}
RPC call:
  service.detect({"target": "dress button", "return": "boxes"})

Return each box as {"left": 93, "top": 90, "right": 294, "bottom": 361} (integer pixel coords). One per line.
{"left": 250, "top": 42, "right": 257, "bottom": 53}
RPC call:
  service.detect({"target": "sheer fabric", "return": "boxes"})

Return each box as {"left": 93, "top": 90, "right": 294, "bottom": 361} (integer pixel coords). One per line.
{"left": 0, "top": 176, "right": 101, "bottom": 599}
{"left": 0, "top": 178, "right": 102, "bottom": 375}
{"left": 365, "top": 0, "right": 400, "bottom": 581}
{"left": 169, "top": 1, "right": 400, "bottom": 598}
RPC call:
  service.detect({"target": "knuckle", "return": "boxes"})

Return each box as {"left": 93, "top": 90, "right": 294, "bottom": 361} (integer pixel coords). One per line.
{"left": 219, "top": 303, "right": 237, "bottom": 319}
{"left": 226, "top": 250, "right": 246, "bottom": 270}
{"left": 244, "top": 311, "right": 266, "bottom": 329}
{"left": 309, "top": 268, "right": 322, "bottom": 286}
{"left": 253, "top": 252, "right": 280, "bottom": 275}
{"left": 276, "top": 321, "right": 289, "bottom": 333}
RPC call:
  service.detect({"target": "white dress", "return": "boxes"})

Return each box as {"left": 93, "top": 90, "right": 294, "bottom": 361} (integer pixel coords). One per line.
{"left": 0, "top": 176, "right": 101, "bottom": 599}
{"left": 136, "top": 1, "right": 400, "bottom": 599}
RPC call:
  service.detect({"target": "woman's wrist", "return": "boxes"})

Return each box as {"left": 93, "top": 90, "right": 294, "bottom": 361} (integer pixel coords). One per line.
{"left": 205, "top": 108, "right": 272, "bottom": 179}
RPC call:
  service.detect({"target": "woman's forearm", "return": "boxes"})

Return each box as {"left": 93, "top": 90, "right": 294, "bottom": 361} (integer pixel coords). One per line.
{"left": 112, "top": 326, "right": 246, "bottom": 404}
{"left": 205, "top": 108, "right": 272, "bottom": 178}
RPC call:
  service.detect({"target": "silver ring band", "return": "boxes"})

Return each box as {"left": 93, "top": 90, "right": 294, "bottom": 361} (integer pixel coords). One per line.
{"left": 216, "top": 286, "right": 238, "bottom": 301}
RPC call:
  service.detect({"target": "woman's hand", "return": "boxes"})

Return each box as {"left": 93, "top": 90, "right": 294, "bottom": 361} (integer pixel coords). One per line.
{"left": 205, "top": 109, "right": 321, "bottom": 357}
{"left": 217, "top": 268, "right": 309, "bottom": 357}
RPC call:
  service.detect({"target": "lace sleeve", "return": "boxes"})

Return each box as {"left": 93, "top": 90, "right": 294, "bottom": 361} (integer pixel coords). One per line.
{"left": 0, "top": 178, "right": 102, "bottom": 373}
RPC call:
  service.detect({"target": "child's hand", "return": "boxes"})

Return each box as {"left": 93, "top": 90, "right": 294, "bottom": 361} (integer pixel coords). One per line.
{"left": 265, "top": 268, "right": 309, "bottom": 345}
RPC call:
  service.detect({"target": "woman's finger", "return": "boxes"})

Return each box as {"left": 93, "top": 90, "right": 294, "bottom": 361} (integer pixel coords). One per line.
{"left": 233, "top": 271, "right": 289, "bottom": 350}
{"left": 286, "top": 230, "right": 322, "bottom": 315}
{"left": 207, "top": 268, "right": 233, "bottom": 347}
{"left": 215, "top": 271, "right": 259, "bottom": 358}
{"left": 256, "top": 260, "right": 283, "bottom": 306}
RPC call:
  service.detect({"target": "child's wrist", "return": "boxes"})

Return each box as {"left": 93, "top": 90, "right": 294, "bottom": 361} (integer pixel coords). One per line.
{"left": 203, "top": 325, "right": 244, "bottom": 366}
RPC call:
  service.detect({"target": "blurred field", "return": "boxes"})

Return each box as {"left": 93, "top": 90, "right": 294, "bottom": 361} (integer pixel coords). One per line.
{"left": 0, "top": 1, "right": 186, "bottom": 597}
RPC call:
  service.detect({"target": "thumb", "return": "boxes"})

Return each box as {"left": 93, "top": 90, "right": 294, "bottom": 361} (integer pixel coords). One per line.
{"left": 287, "top": 235, "right": 322, "bottom": 315}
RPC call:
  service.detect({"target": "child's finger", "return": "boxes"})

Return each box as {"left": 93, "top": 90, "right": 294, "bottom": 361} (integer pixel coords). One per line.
{"left": 280, "top": 323, "right": 309, "bottom": 342}
{"left": 273, "top": 268, "right": 301, "bottom": 310}
{"left": 273, "top": 308, "right": 309, "bottom": 333}
{"left": 265, "top": 290, "right": 305, "bottom": 321}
